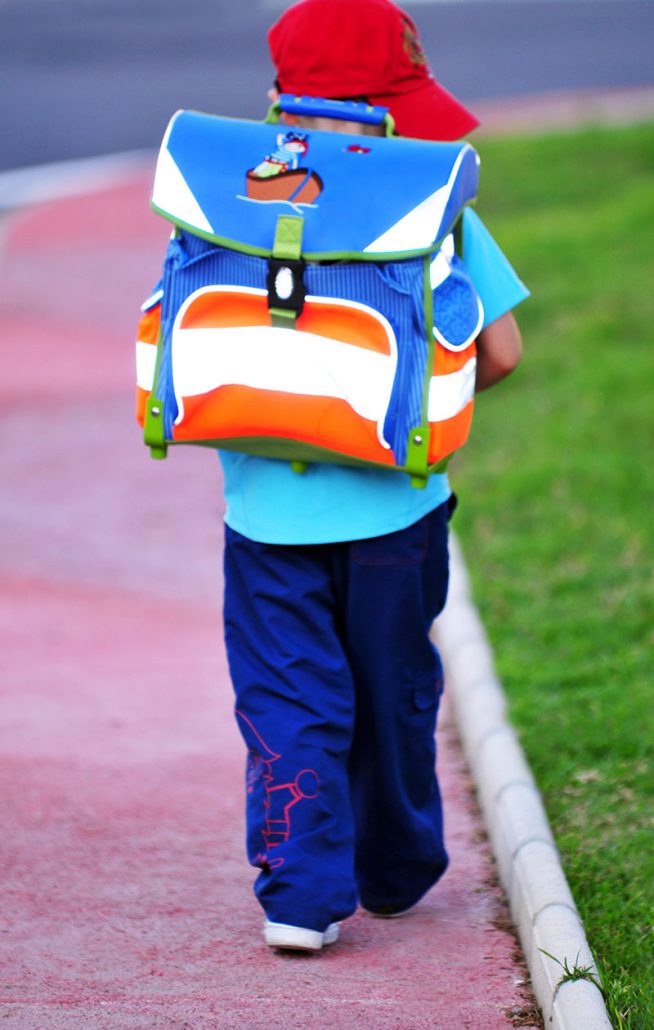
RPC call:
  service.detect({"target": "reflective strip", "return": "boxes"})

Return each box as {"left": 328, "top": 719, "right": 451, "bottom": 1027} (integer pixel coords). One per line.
{"left": 141, "top": 288, "right": 163, "bottom": 313}
{"left": 136, "top": 340, "right": 157, "bottom": 391}
{"left": 363, "top": 183, "right": 449, "bottom": 254}
{"left": 152, "top": 145, "right": 213, "bottom": 235}
{"left": 429, "top": 234, "right": 455, "bottom": 289}
{"left": 363, "top": 146, "right": 474, "bottom": 254}
{"left": 172, "top": 325, "right": 395, "bottom": 448}
{"left": 428, "top": 357, "right": 477, "bottom": 423}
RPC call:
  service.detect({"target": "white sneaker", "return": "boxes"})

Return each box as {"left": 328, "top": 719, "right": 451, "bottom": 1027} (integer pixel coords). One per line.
{"left": 263, "top": 919, "right": 340, "bottom": 951}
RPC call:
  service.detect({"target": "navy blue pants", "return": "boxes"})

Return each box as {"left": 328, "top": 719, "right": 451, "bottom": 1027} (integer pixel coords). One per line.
{"left": 223, "top": 500, "right": 453, "bottom": 932}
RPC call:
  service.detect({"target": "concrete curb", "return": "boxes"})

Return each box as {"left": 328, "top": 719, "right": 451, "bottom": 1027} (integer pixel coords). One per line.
{"left": 432, "top": 534, "right": 613, "bottom": 1030}
{"left": 472, "top": 84, "right": 654, "bottom": 137}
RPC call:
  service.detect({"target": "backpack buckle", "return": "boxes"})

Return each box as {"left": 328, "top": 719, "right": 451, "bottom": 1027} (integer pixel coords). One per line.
{"left": 267, "top": 257, "right": 306, "bottom": 317}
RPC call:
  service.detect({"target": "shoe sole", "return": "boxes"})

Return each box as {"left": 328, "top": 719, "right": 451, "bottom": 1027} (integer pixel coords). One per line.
{"left": 362, "top": 903, "right": 416, "bottom": 918}
{"left": 264, "top": 920, "right": 340, "bottom": 951}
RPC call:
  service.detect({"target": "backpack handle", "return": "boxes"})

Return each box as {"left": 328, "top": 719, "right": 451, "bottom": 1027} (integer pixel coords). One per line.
{"left": 267, "top": 94, "right": 396, "bottom": 135}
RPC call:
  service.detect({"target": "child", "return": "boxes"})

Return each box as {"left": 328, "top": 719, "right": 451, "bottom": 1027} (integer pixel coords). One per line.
{"left": 217, "top": 0, "right": 528, "bottom": 952}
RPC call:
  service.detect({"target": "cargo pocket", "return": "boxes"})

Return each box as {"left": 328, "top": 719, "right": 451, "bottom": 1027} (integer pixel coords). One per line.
{"left": 404, "top": 678, "right": 443, "bottom": 807}
{"left": 412, "top": 680, "right": 443, "bottom": 712}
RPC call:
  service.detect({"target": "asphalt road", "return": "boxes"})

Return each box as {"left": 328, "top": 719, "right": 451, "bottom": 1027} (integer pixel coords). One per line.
{"left": 1, "top": 0, "right": 654, "bottom": 170}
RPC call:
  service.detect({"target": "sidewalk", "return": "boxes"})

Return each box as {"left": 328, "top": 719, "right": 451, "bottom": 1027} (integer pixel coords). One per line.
{"left": 0, "top": 173, "right": 540, "bottom": 1028}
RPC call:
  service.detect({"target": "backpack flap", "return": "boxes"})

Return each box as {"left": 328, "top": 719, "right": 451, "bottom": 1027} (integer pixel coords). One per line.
{"left": 151, "top": 110, "right": 479, "bottom": 260}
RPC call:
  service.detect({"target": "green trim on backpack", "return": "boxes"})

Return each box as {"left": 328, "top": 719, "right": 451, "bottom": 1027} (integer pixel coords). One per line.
{"left": 269, "top": 308, "right": 297, "bottom": 328}
{"left": 143, "top": 326, "right": 168, "bottom": 459}
{"left": 421, "top": 252, "right": 436, "bottom": 423}
{"left": 150, "top": 201, "right": 443, "bottom": 263}
{"left": 269, "top": 215, "right": 305, "bottom": 329}
{"left": 273, "top": 215, "right": 304, "bottom": 260}
{"left": 402, "top": 254, "right": 438, "bottom": 488}
{"left": 405, "top": 427, "right": 431, "bottom": 489}
{"left": 163, "top": 435, "right": 454, "bottom": 478}
{"left": 165, "top": 436, "right": 403, "bottom": 469}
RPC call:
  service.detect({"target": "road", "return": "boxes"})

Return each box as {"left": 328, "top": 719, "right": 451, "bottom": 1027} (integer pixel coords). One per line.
{"left": 1, "top": 0, "right": 653, "bottom": 170}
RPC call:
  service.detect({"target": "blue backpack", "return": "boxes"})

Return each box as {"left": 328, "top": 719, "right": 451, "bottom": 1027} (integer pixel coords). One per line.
{"left": 136, "top": 95, "right": 483, "bottom": 486}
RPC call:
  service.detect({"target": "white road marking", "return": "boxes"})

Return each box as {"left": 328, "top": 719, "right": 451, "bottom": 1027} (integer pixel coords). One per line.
{"left": 0, "top": 150, "right": 155, "bottom": 211}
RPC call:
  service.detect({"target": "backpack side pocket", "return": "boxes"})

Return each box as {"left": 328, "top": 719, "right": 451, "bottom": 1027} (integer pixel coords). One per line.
{"left": 135, "top": 290, "right": 162, "bottom": 427}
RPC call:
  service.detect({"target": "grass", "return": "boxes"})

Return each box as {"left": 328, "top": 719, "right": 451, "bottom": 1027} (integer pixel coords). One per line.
{"left": 450, "top": 123, "right": 654, "bottom": 1029}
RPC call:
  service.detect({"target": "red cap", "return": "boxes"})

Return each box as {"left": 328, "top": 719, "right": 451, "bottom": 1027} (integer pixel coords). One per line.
{"left": 268, "top": 0, "right": 479, "bottom": 141}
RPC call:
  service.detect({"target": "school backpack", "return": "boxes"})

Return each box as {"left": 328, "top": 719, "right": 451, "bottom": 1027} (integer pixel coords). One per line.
{"left": 136, "top": 95, "right": 483, "bottom": 487}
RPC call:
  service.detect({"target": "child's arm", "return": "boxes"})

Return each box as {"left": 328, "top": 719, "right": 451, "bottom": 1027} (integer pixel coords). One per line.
{"left": 475, "top": 311, "right": 522, "bottom": 392}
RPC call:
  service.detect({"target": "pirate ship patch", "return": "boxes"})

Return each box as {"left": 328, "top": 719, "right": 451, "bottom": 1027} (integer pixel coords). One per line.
{"left": 245, "top": 130, "right": 324, "bottom": 206}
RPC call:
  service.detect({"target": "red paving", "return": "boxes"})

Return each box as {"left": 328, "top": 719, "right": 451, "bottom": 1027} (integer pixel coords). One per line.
{"left": 0, "top": 173, "right": 539, "bottom": 1029}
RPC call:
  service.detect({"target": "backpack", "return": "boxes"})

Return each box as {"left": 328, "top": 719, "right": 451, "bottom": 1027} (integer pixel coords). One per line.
{"left": 136, "top": 95, "right": 483, "bottom": 487}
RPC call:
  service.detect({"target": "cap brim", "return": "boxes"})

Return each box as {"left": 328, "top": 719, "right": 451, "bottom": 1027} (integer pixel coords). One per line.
{"left": 371, "top": 80, "right": 480, "bottom": 141}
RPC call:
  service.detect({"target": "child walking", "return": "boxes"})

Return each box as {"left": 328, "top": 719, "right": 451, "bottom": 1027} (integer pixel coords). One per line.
{"left": 136, "top": 0, "right": 527, "bottom": 951}
{"left": 216, "top": 0, "right": 528, "bottom": 952}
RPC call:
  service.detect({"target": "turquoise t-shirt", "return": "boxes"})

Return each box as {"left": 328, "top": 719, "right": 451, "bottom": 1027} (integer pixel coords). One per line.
{"left": 219, "top": 209, "right": 529, "bottom": 545}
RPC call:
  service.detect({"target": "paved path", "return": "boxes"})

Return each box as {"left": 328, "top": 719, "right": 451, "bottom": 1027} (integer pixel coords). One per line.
{"left": 0, "top": 172, "right": 540, "bottom": 1028}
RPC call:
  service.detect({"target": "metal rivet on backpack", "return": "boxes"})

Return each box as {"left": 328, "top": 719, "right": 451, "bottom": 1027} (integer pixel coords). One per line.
{"left": 151, "top": 406, "right": 161, "bottom": 417}
{"left": 413, "top": 434, "right": 423, "bottom": 445}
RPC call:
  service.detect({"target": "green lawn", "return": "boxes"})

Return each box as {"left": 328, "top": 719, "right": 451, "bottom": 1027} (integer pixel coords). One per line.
{"left": 452, "top": 123, "right": 654, "bottom": 1029}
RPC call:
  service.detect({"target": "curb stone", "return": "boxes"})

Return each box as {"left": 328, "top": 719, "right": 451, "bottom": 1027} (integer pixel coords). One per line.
{"left": 472, "top": 85, "right": 654, "bottom": 137}
{"left": 432, "top": 534, "right": 613, "bottom": 1030}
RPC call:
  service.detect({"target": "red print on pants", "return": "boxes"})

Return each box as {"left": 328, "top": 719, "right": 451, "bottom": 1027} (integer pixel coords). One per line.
{"left": 235, "top": 709, "right": 319, "bottom": 869}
